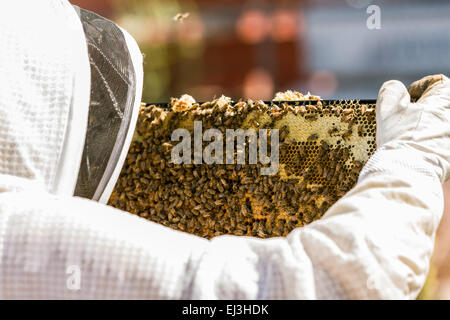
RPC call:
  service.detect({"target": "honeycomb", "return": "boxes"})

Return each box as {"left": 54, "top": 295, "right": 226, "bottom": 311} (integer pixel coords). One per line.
{"left": 108, "top": 98, "right": 377, "bottom": 239}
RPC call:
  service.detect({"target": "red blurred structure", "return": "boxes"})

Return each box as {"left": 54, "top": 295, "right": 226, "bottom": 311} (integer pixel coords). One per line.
{"left": 71, "top": 0, "right": 115, "bottom": 17}
{"left": 70, "top": 0, "right": 308, "bottom": 100}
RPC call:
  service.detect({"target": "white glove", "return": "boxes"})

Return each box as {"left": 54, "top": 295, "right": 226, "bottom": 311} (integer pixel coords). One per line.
{"left": 376, "top": 74, "right": 450, "bottom": 182}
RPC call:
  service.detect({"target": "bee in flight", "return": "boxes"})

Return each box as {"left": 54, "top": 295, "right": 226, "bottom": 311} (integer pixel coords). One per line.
{"left": 173, "top": 12, "right": 190, "bottom": 22}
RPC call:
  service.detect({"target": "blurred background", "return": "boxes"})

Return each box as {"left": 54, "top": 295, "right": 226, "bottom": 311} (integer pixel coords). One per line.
{"left": 70, "top": 0, "right": 450, "bottom": 299}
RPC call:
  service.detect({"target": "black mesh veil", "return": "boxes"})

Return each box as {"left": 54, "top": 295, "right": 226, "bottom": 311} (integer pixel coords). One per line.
{"left": 73, "top": 6, "right": 138, "bottom": 201}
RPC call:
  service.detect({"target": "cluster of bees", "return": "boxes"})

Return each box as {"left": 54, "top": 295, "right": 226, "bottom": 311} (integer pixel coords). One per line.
{"left": 108, "top": 94, "right": 377, "bottom": 239}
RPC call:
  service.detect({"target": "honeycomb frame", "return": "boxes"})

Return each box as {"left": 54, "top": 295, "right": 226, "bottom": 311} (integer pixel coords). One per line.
{"left": 108, "top": 99, "right": 377, "bottom": 239}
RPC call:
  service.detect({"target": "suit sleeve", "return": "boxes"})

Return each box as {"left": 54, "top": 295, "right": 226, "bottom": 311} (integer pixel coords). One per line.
{"left": 0, "top": 147, "right": 442, "bottom": 299}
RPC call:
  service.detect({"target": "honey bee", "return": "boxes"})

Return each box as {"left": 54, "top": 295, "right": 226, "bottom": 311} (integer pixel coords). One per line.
{"left": 280, "top": 125, "right": 289, "bottom": 140}
{"left": 305, "top": 114, "right": 318, "bottom": 121}
{"left": 357, "top": 125, "right": 364, "bottom": 136}
{"left": 307, "top": 133, "right": 319, "bottom": 141}
{"left": 342, "top": 148, "right": 350, "bottom": 160}
{"left": 342, "top": 114, "right": 353, "bottom": 123}
{"left": 322, "top": 165, "right": 329, "bottom": 179}
{"left": 286, "top": 105, "right": 295, "bottom": 114}
{"left": 342, "top": 129, "right": 353, "bottom": 141}
{"left": 316, "top": 100, "right": 323, "bottom": 111}
{"left": 173, "top": 12, "right": 190, "bottom": 22}
{"left": 343, "top": 108, "right": 353, "bottom": 115}
{"left": 347, "top": 118, "right": 356, "bottom": 129}
{"left": 298, "top": 105, "right": 307, "bottom": 115}
{"left": 333, "top": 106, "right": 342, "bottom": 116}
{"left": 335, "top": 162, "right": 342, "bottom": 173}
{"left": 360, "top": 104, "right": 368, "bottom": 115}
{"left": 285, "top": 167, "right": 294, "bottom": 176}
{"left": 353, "top": 160, "right": 364, "bottom": 170}
{"left": 271, "top": 111, "right": 282, "bottom": 118}
{"left": 320, "top": 140, "right": 329, "bottom": 150}
{"left": 306, "top": 105, "right": 317, "bottom": 112}
{"left": 328, "top": 127, "right": 339, "bottom": 136}
{"left": 257, "top": 225, "right": 266, "bottom": 238}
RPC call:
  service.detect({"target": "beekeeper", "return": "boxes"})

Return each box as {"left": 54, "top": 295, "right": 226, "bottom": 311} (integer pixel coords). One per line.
{"left": 0, "top": 1, "right": 449, "bottom": 299}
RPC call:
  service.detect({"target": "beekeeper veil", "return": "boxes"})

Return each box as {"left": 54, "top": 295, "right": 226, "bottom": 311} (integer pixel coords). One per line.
{"left": 72, "top": 5, "right": 143, "bottom": 202}
{"left": 0, "top": 1, "right": 143, "bottom": 203}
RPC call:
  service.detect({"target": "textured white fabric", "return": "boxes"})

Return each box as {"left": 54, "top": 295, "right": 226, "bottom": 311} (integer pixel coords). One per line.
{"left": 0, "top": 1, "right": 90, "bottom": 196}
{"left": 0, "top": 190, "right": 209, "bottom": 299}
{"left": 0, "top": 1, "right": 448, "bottom": 299}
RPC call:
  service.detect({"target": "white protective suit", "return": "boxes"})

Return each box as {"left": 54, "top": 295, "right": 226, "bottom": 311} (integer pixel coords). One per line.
{"left": 0, "top": 1, "right": 449, "bottom": 300}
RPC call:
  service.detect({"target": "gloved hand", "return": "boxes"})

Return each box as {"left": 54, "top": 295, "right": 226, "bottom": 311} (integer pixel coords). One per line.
{"left": 376, "top": 74, "right": 450, "bottom": 182}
